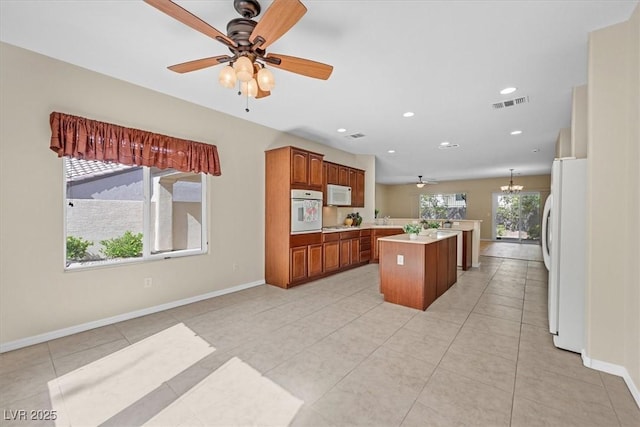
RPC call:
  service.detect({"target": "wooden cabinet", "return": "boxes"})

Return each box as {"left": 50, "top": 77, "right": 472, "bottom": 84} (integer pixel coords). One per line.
{"left": 290, "top": 148, "right": 323, "bottom": 190}
{"left": 323, "top": 162, "right": 365, "bottom": 207}
{"left": 352, "top": 169, "right": 365, "bottom": 207}
{"left": 288, "top": 233, "right": 323, "bottom": 285}
{"left": 290, "top": 246, "right": 308, "bottom": 283}
{"left": 308, "top": 153, "right": 323, "bottom": 189}
{"left": 462, "top": 230, "right": 472, "bottom": 270}
{"left": 371, "top": 228, "right": 404, "bottom": 262}
{"left": 359, "top": 229, "right": 371, "bottom": 262}
{"left": 378, "top": 234, "right": 457, "bottom": 310}
{"left": 326, "top": 162, "right": 339, "bottom": 184}
{"left": 339, "top": 230, "right": 360, "bottom": 267}
{"left": 266, "top": 145, "right": 326, "bottom": 288}
{"left": 323, "top": 233, "right": 340, "bottom": 272}
{"left": 338, "top": 166, "right": 349, "bottom": 186}
{"left": 308, "top": 244, "right": 323, "bottom": 278}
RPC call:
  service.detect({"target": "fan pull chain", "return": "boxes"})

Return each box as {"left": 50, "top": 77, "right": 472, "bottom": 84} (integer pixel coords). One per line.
{"left": 245, "top": 93, "right": 250, "bottom": 113}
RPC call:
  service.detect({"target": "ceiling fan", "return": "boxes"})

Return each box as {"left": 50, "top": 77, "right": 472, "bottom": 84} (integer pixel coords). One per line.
{"left": 416, "top": 175, "right": 437, "bottom": 188}
{"left": 144, "top": 0, "right": 333, "bottom": 101}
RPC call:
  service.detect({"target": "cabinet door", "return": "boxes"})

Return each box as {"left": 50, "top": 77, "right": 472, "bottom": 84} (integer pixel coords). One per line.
{"left": 350, "top": 238, "right": 360, "bottom": 264}
{"left": 290, "top": 246, "right": 307, "bottom": 283}
{"left": 353, "top": 170, "right": 365, "bottom": 207}
{"left": 291, "top": 149, "right": 308, "bottom": 186}
{"left": 326, "top": 162, "right": 339, "bottom": 184}
{"left": 322, "top": 163, "right": 328, "bottom": 206}
{"left": 447, "top": 237, "right": 457, "bottom": 288}
{"left": 435, "top": 239, "right": 448, "bottom": 297}
{"left": 338, "top": 166, "right": 349, "bottom": 186}
{"left": 348, "top": 168, "right": 356, "bottom": 188}
{"left": 308, "top": 244, "right": 323, "bottom": 277}
{"left": 323, "top": 241, "right": 340, "bottom": 272}
{"left": 308, "top": 154, "right": 324, "bottom": 190}
{"left": 340, "top": 239, "right": 351, "bottom": 267}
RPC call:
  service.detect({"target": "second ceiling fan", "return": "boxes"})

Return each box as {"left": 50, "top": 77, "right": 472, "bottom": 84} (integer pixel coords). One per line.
{"left": 145, "top": 0, "right": 334, "bottom": 100}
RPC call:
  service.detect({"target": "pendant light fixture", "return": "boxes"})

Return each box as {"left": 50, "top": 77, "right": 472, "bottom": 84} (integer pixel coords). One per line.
{"left": 501, "top": 169, "right": 524, "bottom": 194}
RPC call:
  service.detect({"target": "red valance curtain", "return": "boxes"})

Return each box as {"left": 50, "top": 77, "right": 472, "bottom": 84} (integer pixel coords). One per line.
{"left": 49, "top": 112, "right": 221, "bottom": 176}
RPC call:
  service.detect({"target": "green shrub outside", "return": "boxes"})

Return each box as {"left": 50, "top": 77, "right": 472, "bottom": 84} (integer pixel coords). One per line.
{"left": 66, "top": 235, "right": 93, "bottom": 260}
{"left": 100, "top": 231, "right": 143, "bottom": 258}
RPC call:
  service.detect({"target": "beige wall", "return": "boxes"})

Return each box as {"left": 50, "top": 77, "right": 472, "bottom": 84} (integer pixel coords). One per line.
{"left": 374, "top": 175, "right": 551, "bottom": 240}
{"left": 572, "top": 85, "right": 588, "bottom": 158}
{"left": 586, "top": 4, "right": 639, "bottom": 398}
{"left": 0, "top": 43, "right": 372, "bottom": 345}
{"left": 556, "top": 127, "right": 572, "bottom": 158}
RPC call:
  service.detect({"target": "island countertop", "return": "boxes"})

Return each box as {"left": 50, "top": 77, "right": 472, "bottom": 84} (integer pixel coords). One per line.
{"left": 377, "top": 231, "right": 457, "bottom": 245}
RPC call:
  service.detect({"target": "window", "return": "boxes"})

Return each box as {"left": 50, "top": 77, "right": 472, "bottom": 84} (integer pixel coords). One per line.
{"left": 65, "top": 158, "right": 207, "bottom": 269}
{"left": 419, "top": 193, "right": 467, "bottom": 219}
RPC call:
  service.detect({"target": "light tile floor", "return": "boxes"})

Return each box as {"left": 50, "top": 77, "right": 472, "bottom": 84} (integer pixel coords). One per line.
{"left": 1, "top": 252, "right": 639, "bottom": 426}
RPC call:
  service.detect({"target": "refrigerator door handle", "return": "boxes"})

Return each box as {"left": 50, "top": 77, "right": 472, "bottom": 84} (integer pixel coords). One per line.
{"left": 541, "top": 195, "right": 552, "bottom": 271}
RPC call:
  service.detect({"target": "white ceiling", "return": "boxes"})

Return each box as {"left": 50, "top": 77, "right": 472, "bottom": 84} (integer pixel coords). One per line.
{"left": 1, "top": 0, "right": 637, "bottom": 184}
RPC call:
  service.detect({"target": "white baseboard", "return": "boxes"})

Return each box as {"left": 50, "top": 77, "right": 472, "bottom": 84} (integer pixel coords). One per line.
{"left": 582, "top": 351, "right": 640, "bottom": 408}
{"left": 0, "top": 279, "right": 265, "bottom": 353}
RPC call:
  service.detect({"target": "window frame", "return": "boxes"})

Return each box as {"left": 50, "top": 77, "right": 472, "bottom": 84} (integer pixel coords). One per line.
{"left": 418, "top": 192, "right": 468, "bottom": 220}
{"left": 63, "top": 159, "right": 208, "bottom": 271}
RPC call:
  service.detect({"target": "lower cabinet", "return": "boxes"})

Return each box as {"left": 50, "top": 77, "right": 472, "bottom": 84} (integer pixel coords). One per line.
{"left": 290, "top": 233, "right": 323, "bottom": 285}
{"left": 290, "top": 246, "right": 308, "bottom": 283}
{"left": 323, "top": 234, "right": 340, "bottom": 272}
{"left": 360, "top": 229, "right": 371, "bottom": 262}
{"left": 371, "top": 228, "right": 404, "bottom": 262}
{"left": 308, "top": 244, "right": 323, "bottom": 277}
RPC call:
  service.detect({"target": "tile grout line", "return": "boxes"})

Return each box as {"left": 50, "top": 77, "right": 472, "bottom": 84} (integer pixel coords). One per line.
{"left": 397, "top": 259, "right": 504, "bottom": 426}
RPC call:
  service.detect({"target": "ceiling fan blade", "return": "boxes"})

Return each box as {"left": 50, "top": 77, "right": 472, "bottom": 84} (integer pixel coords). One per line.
{"left": 265, "top": 53, "right": 333, "bottom": 80}
{"left": 144, "top": 0, "right": 235, "bottom": 48}
{"left": 167, "top": 56, "right": 231, "bottom": 73}
{"left": 249, "top": 0, "right": 307, "bottom": 49}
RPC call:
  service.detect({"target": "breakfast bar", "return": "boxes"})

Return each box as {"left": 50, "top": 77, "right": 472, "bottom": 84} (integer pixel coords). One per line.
{"left": 378, "top": 231, "right": 457, "bottom": 310}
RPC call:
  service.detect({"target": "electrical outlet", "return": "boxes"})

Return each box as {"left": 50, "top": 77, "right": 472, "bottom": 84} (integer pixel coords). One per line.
{"left": 232, "top": 263, "right": 239, "bottom": 271}
{"left": 144, "top": 278, "right": 153, "bottom": 288}
{"left": 397, "top": 255, "right": 404, "bottom": 265}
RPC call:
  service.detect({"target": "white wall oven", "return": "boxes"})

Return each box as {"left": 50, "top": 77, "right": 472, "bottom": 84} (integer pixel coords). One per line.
{"left": 291, "top": 189, "right": 322, "bottom": 233}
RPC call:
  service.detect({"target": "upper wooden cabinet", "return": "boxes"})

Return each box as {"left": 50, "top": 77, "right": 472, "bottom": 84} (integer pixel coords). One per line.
{"left": 352, "top": 169, "right": 365, "bottom": 207}
{"left": 290, "top": 148, "right": 324, "bottom": 190}
{"left": 324, "top": 161, "right": 365, "bottom": 207}
{"left": 326, "top": 162, "right": 339, "bottom": 185}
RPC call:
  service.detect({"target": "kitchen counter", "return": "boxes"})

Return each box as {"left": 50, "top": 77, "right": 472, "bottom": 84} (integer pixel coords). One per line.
{"left": 377, "top": 231, "right": 457, "bottom": 245}
{"left": 378, "top": 231, "right": 457, "bottom": 310}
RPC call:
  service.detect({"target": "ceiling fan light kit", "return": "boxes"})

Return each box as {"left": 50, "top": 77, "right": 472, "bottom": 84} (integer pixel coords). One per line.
{"left": 144, "top": 0, "right": 333, "bottom": 110}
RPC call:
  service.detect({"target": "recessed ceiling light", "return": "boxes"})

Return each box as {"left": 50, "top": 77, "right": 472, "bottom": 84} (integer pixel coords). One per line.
{"left": 440, "top": 141, "right": 451, "bottom": 146}
{"left": 387, "top": 150, "right": 396, "bottom": 154}
{"left": 337, "top": 128, "right": 346, "bottom": 133}
{"left": 532, "top": 148, "right": 540, "bottom": 153}
{"left": 403, "top": 112, "right": 414, "bottom": 118}
{"left": 510, "top": 130, "right": 522, "bottom": 135}
{"left": 500, "top": 87, "right": 517, "bottom": 95}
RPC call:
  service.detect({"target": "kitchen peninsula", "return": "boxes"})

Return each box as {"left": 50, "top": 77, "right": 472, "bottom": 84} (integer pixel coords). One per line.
{"left": 378, "top": 232, "right": 457, "bottom": 310}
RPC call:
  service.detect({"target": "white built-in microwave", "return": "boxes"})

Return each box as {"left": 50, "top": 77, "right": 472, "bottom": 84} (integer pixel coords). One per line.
{"left": 326, "top": 184, "right": 351, "bottom": 206}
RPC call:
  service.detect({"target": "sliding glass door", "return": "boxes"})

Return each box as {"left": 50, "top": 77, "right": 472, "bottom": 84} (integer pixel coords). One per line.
{"left": 492, "top": 192, "right": 541, "bottom": 243}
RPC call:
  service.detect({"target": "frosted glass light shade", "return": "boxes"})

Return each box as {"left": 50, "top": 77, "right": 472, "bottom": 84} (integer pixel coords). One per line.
{"left": 257, "top": 67, "right": 275, "bottom": 91}
{"left": 218, "top": 65, "right": 237, "bottom": 88}
{"left": 234, "top": 56, "right": 254, "bottom": 82}
{"left": 241, "top": 78, "right": 258, "bottom": 97}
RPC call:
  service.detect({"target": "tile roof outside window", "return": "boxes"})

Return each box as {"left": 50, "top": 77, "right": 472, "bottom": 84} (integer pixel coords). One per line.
{"left": 65, "top": 158, "right": 132, "bottom": 182}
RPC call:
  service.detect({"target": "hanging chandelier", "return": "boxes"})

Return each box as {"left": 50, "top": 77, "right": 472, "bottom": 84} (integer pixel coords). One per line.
{"left": 501, "top": 169, "right": 524, "bottom": 194}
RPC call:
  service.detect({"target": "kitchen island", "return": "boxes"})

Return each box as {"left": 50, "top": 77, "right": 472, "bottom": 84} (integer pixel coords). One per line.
{"left": 378, "top": 231, "right": 457, "bottom": 310}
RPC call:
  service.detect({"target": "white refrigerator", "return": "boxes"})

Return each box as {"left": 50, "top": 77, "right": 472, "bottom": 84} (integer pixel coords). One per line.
{"left": 541, "top": 158, "right": 587, "bottom": 353}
